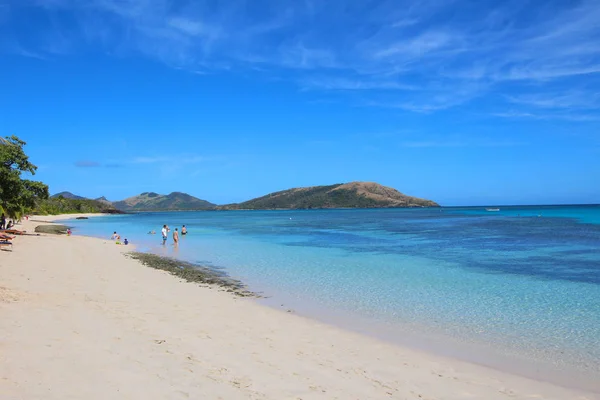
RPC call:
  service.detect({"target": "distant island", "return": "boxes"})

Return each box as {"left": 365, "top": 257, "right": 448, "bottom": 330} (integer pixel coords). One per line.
{"left": 112, "top": 192, "right": 216, "bottom": 212}
{"left": 45, "top": 182, "right": 438, "bottom": 214}
{"left": 51, "top": 191, "right": 88, "bottom": 200}
{"left": 218, "top": 182, "right": 439, "bottom": 210}
{"left": 42, "top": 193, "right": 123, "bottom": 215}
{"left": 45, "top": 191, "right": 215, "bottom": 213}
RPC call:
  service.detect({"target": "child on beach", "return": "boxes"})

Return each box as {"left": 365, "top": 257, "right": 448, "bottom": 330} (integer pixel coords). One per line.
{"left": 173, "top": 228, "right": 179, "bottom": 245}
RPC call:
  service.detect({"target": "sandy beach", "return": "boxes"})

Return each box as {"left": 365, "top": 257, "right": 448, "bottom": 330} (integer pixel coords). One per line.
{"left": 0, "top": 216, "right": 596, "bottom": 400}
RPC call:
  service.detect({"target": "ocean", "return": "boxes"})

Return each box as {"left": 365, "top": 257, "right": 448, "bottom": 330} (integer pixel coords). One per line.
{"left": 63, "top": 205, "right": 600, "bottom": 389}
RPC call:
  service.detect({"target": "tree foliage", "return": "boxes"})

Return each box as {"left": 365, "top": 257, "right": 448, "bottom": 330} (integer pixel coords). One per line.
{"left": 35, "top": 197, "right": 118, "bottom": 215}
{"left": 0, "top": 135, "right": 49, "bottom": 218}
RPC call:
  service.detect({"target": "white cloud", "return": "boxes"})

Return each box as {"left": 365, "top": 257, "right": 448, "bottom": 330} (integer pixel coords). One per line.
{"left": 3, "top": 0, "right": 600, "bottom": 117}
{"left": 167, "top": 17, "right": 215, "bottom": 37}
{"left": 131, "top": 155, "right": 211, "bottom": 164}
{"left": 507, "top": 91, "right": 600, "bottom": 110}
{"left": 399, "top": 140, "right": 524, "bottom": 148}
{"left": 132, "top": 156, "right": 169, "bottom": 164}
{"left": 374, "top": 31, "right": 460, "bottom": 59}
{"left": 0, "top": 3, "right": 10, "bottom": 26}
{"left": 300, "top": 77, "right": 415, "bottom": 91}
{"left": 493, "top": 111, "right": 600, "bottom": 122}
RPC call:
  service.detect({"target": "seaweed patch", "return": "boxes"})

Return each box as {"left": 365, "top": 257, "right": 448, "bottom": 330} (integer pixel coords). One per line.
{"left": 127, "top": 252, "right": 256, "bottom": 298}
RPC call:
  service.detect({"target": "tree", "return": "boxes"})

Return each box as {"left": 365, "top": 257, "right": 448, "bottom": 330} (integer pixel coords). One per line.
{"left": 0, "top": 135, "right": 49, "bottom": 218}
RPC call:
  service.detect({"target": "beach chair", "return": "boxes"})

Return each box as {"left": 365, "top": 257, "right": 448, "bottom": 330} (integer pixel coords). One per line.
{"left": 2, "top": 229, "right": 25, "bottom": 235}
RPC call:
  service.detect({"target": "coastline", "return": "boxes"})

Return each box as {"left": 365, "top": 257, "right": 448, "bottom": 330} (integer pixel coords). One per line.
{"left": 1, "top": 216, "right": 596, "bottom": 399}
{"left": 28, "top": 212, "right": 113, "bottom": 222}
{"left": 257, "top": 289, "right": 600, "bottom": 394}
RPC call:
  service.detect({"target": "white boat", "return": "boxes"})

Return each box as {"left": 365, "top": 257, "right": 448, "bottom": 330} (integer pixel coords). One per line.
{"left": 486, "top": 208, "right": 500, "bottom": 212}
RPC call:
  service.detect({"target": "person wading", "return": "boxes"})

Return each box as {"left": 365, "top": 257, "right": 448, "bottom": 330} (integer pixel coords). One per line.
{"left": 173, "top": 228, "right": 179, "bottom": 245}
{"left": 161, "top": 225, "right": 168, "bottom": 245}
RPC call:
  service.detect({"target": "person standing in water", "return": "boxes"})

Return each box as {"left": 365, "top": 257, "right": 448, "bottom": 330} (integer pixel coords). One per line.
{"left": 161, "top": 225, "right": 168, "bottom": 245}
{"left": 181, "top": 225, "right": 187, "bottom": 235}
{"left": 173, "top": 228, "right": 179, "bottom": 245}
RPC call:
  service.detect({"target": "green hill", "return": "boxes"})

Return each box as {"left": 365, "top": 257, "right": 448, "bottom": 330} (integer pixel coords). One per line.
{"left": 112, "top": 192, "right": 215, "bottom": 211}
{"left": 50, "top": 191, "right": 87, "bottom": 200}
{"left": 36, "top": 197, "right": 121, "bottom": 215}
{"left": 218, "top": 182, "right": 439, "bottom": 210}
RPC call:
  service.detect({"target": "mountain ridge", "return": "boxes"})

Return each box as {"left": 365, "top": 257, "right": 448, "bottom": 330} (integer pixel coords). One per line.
{"left": 112, "top": 192, "right": 216, "bottom": 211}
{"left": 218, "top": 182, "right": 439, "bottom": 210}
{"left": 50, "top": 191, "right": 87, "bottom": 200}
{"left": 51, "top": 182, "right": 439, "bottom": 212}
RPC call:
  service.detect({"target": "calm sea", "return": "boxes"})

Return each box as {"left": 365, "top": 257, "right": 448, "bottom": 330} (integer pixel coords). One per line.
{"left": 64, "top": 205, "right": 600, "bottom": 388}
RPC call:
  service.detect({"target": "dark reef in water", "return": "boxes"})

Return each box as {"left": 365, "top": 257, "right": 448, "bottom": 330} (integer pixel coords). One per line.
{"left": 127, "top": 252, "right": 256, "bottom": 298}
{"left": 34, "top": 224, "right": 69, "bottom": 235}
{"left": 102, "top": 209, "right": 128, "bottom": 214}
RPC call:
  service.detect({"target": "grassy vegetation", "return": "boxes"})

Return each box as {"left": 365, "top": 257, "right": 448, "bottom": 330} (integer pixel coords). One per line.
{"left": 220, "top": 184, "right": 340, "bottom": 210}
{"left": 34, "top": 196, "right": 120, "bottom": 215}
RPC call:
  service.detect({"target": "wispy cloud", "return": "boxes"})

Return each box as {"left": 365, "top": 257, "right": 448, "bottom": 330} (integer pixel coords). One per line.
{"left": 373, "top": 30, "right": 462, "bottom": 59}
{"left": 365, "top": 82, "right": 486, "bottom": 112}
{"left": 167, "top": 17, "right": 219, "bottom": 38}
{"left": 74, "top": 160, "right": 101, "bottom": 168}
{"left": 300, "top": 77, "right": 415, "bottom": 91}
{"left": 132, "top": 156, "right": 170, "bottom": 164}
{"left": 0, "top": 3, "right": 11, "bottom": 26}
{"left": 399, "top": 139, "right": 526, "bottom": 148}
{"left": 131, "top": 154, "right": 211, "bottom": 164}
{"left": 507, "top": 91, "right": 600, "bottom": 110}
{"left": 3, "top": 0, "right": 600, "bottom": 117}
{"left": 73, "top": 155, "right": 209, "bottom": 168}
{"left": 493, "top": 111, "right": 600, "bottom": 122}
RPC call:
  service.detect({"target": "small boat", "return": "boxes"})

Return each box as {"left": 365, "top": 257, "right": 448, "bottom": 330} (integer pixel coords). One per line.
{"left": 486, "top": 208, "right": 500, "bottom": 212}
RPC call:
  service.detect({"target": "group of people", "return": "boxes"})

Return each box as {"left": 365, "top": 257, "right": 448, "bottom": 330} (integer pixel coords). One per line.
{"left": 160, "top": 224, "right": 187, "bottom": 245}
{"left": 111, "top": 231, "right": 129, "bottom": 245}
{"left": 1, "top": 213, "right": 15, "bottom": 230}
{"left": 110, "top": 224, "right": 188, "bottom": 247}
{"left": 1, "top": 215, "right": 27, "bottom": 249}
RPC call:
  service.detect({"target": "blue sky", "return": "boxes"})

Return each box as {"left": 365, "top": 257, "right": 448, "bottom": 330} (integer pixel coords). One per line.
{"left": 0, "top": 0, "right": 599, "bottom": 206}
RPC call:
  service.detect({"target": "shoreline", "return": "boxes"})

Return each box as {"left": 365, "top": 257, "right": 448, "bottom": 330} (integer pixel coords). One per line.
{"left": 1, "top": 216, "right": 596, "bottom": 399}
{"left": 28, "top": 212, "right": 113, "bottom": 222}
{"left": 34, "top": 217, "right": 600, "bottom": 391}
{"left": 39, "top": 214, "right": 600, "bottom": 394}
{"left": 257, "top": 290, "right": 600, "bottom": 394}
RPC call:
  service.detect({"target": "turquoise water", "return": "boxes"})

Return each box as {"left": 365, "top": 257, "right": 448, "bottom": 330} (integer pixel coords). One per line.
{"left": 64, "top": 206, "right": 600, "bottom": 380}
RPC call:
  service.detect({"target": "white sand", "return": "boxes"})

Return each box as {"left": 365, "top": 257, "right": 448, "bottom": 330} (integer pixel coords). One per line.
{"left": 1, "top": 217, "right": 597, "bottom": 399}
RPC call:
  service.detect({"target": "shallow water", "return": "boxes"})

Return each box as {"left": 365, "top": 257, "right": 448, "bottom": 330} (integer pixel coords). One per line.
{"left": 64, "top": 206, "right": 600, "bottom": 387}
